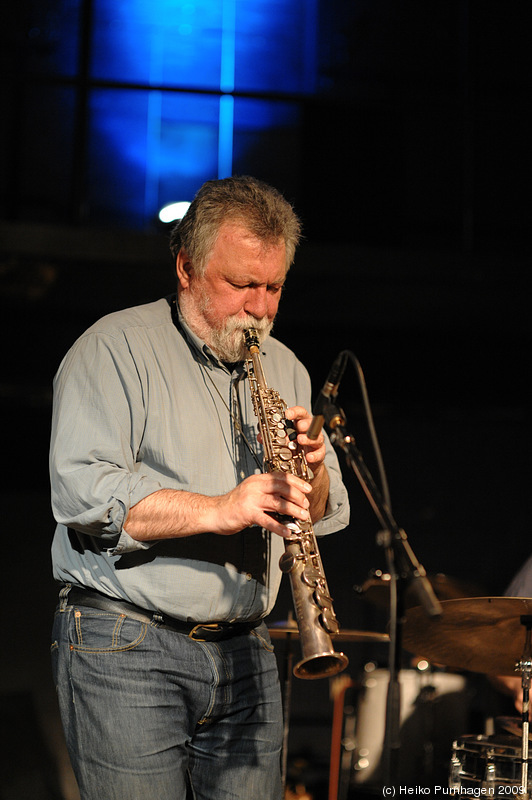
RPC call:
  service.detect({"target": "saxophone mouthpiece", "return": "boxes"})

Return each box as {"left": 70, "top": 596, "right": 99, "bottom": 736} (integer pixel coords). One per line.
{"left": 243, "top": 328, "right": 260, "bottom": 352}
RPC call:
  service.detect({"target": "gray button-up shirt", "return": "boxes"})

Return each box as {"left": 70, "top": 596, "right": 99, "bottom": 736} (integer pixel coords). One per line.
{"left": 50, "top": 296, "right": 350, "bottom": 621}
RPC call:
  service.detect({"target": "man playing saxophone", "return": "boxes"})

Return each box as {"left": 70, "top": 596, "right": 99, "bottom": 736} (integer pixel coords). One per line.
{"left": 50, "top": 175, "right": 350, "bottom": 800}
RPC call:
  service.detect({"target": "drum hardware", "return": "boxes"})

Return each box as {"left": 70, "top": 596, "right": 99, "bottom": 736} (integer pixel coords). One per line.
{"left": 516, "top": 615, "right": 532, "bottom": 798}
{"left": 497, "top": 717, "right": 532, "bottom": 741}
{"left": 450, "top": 734, "right": 532, "bottom": 796}
{"left": 403, "top": 598, "right": 532, "bottom": 799}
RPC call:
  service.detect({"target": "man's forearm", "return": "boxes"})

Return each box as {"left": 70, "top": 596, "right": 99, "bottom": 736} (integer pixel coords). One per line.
{"left": 124, "top": 488, "right": 222, "bottom": 541}
{"left": 124, "top": 470, "right": 319, "bottom": 542}
{"left": 308, "top": 465, "right": 330, "bottom": 523}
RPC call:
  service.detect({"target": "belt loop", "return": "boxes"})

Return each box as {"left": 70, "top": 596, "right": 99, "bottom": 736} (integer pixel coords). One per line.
{"left": 58, "top": 583, "right": 72, "bottom": 612}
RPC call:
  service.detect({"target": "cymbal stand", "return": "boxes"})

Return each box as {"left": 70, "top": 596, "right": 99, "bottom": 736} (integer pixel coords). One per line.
{"left": 321, "top": 399, "right": 442, "bottom": 786}
{"left": 518, "top": 615, "right": 532, "bottom": 799}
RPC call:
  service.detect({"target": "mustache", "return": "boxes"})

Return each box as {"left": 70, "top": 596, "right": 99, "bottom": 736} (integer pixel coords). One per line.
{"left": 209, "top": 313, "right": 274, "bottom": 362}
{"left": 223, "top": 315, "right": 272, "bottom": 337}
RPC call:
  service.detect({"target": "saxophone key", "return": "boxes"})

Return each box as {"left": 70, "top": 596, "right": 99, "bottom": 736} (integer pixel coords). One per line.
{"left": 314, "top": 586, "right": 333, "bottom": 609}
{"left": 279, "top": 552, "right": 297, "bottom": 573}
{"left": 320, "top": 610, "right": 340, "bottom": 635}
{"left": 302, "top": 565, "right": 322, "bottom": 586}
{"left": 283, "top": 520, "right": 304, "bottom": 537}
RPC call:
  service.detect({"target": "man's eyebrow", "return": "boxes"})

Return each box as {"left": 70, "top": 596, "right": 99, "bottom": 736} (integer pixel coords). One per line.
{"left": 231, "top": 276, "right": 285, "bottom": 287}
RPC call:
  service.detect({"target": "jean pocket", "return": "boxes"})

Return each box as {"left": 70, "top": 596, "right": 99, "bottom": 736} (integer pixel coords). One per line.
{"left": 69, "top": 607, "right": 148, "bottom": 653}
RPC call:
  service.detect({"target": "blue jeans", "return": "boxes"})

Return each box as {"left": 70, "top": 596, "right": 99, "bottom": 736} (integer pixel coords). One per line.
{"left": 51, "top": 602, "right": 283, "bottom": 800}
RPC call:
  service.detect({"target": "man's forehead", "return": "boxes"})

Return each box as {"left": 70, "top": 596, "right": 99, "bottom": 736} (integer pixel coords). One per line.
{"left": 205, "top": 222, "right": 287, "bottom": 278}
{"left": 215, "top": 219, "right": 285, "bottom": 251}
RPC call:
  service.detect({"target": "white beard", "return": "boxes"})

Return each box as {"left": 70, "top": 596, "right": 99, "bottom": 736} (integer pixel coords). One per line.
{"left": 206, "top": 314, "right": 274, "bottom": 362}
{"left": 179, "top": 290, "right": 274, "bottom": 362}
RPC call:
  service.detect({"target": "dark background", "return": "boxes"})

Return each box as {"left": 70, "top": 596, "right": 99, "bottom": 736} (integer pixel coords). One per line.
{"left": 1, "top": 1, "right": 530, "bottom": 798}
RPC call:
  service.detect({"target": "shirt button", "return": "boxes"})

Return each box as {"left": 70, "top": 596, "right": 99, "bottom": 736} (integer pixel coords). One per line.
{"left": 245, "top": 573, "right": 252, "bottom": 581}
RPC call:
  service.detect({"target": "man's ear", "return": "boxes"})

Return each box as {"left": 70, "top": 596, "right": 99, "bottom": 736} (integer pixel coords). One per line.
{"left": 176, "top": 248, "right": 193, "bottom": 290}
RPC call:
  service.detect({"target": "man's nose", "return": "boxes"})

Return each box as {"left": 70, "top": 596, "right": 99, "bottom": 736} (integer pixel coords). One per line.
{"left": 244, "top": 287, "right": 269, "bottom": 319}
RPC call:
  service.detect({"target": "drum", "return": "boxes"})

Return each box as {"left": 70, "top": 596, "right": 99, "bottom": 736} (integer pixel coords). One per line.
{"left": 352, "top": 665, "right": 468, "bottom": 786}
{"left": 450, "top": 734, "right": 531, "bottom": 796}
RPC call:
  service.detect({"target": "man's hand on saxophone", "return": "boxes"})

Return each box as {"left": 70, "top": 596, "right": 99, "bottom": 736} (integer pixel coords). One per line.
{"left": 285, "top": 404, "right": 331, "bottom": 524}
{"left": 253, "top": 401, "right": 330, "bottom": 528}
{"left": 211, "top": 471, "right": 314, "bottom": 539}
{"left": 124, "top": 471, "right": 313, "bottom": 542}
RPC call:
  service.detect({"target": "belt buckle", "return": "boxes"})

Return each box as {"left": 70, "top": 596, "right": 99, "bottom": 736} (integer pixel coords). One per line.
{"left": 188, "top": 623, "right": 224, "bottom": 641}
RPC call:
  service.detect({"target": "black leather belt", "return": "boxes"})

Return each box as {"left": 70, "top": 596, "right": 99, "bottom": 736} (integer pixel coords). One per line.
{"left": 63, "top": 586, "right": 263, "bottom": 642}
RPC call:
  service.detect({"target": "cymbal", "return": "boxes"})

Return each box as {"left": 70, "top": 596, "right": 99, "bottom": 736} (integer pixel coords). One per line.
{"left": 403, "top": 597, "right": 532, "bottom": 676}
{"left": 268, "top": 621, "right": 389, "bottom": 644}
{"left": 497, "top": 717, "right": 532, "bottom": 741}
{"left": 358, "top": 572, "right": 485, "bottom": 609}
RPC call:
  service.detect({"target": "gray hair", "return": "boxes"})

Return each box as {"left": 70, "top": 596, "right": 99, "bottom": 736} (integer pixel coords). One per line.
{"left": 169, "top": 176, "right": 301, "bottom": 276}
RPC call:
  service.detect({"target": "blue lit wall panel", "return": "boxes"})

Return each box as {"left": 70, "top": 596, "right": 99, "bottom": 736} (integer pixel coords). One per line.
{"left": 87, "top": 90, "right": 220, "bottom": 226}
{"left": 156, "top": 94, "right": 221, "bottom": 203}
{"left": 90, "top": 0, "right": 224, "bottom": 88}
{"left": 90, "top": 0, "right": 317, "bottom": 93}
{"left": 87, "top": 90, "right": 150, "bottom": 226}
{"left": 16, "top": 0, "right": 321, "bottom": 228}
{"left": 233, "top": 0, "right": 318, "bottom": 93}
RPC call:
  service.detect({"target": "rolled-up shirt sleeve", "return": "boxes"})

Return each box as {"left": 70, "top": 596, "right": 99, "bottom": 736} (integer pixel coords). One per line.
{"left": 50, "top": 330, "right": 162, "bottom": 546}
{"left": 313, "top": 455, "right": 349, "bottom": 536}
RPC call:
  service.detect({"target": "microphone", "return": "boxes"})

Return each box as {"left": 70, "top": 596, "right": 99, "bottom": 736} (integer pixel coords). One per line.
{"left": 307, "top": 352, "right": 346, "bottom": 440}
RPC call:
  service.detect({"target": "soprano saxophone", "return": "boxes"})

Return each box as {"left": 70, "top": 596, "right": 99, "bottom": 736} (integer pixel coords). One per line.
{"left": 244, "top": 328, "right": 348, "bottom": 679}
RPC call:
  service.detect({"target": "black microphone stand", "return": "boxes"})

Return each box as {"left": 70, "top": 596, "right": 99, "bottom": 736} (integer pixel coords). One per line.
{"left": 320, "top": 398, "right": 442, "bottom": 787}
